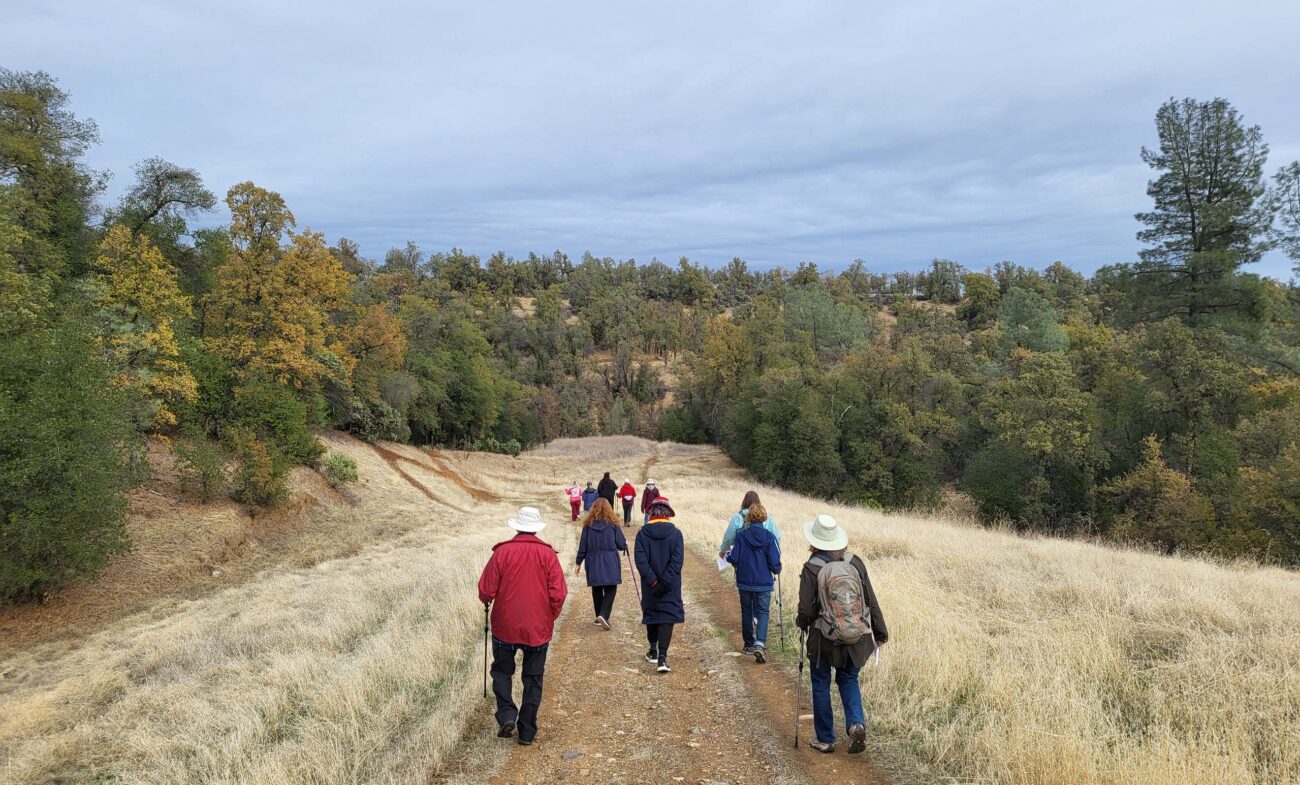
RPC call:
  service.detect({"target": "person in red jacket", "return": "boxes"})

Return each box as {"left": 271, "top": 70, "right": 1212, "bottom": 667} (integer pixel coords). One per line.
{"left": 618, "top": 478, "right": 637, "bottom": 526}
{"left": 478, "top": 506, "right": 568, "bottom": 746}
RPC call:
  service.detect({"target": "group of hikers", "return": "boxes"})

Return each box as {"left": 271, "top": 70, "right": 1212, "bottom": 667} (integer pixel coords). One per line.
{"left": 477, "top": 483, "right": 889, "bottom": 757}
{"left": 565, "top": 474, "right": 660, "bottom": 525}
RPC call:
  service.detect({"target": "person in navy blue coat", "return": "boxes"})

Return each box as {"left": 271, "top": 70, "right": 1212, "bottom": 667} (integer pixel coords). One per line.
{"left": 725, "top": 502, "right": 782, "bottom": 663}
{"left": 634, "top": 495, "right": 684, "bottom": 673}
{"left": 581, "top": 483, "right": 598, "bottom": 512}
{"left": 574, "top": 499, "right": 628, "bottom": 629}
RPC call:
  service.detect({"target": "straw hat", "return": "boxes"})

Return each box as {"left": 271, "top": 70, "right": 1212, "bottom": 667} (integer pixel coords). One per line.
{"left": 508, "top": 506, "right": 546, "bottom": 533}
{"left": 803, "top": 514, "right": 847, "bottom": 551}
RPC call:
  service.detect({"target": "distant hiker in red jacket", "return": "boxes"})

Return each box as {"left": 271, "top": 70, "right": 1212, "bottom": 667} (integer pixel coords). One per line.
{"left": 640, "top": 479, "right": 659, "bottom": 525}
{"left": 478, "top": 506, "right": 568, "bottom": 746}
{"left": 618, "top": 478, "right": 637, "bottom": 526}
{"left": 565, "top": 481, "right": 582, "bottom": 521}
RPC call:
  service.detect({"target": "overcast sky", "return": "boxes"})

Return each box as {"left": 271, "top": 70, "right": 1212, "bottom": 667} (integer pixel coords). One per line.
{"left": 8, "top": 1, "right": 1300, "bottom": 276}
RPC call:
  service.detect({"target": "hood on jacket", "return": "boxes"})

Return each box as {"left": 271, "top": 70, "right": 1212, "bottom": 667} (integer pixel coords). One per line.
{"left": 737, "top": 522, "right": 776, "bottom": 549}
{"left": 640, "top": 521, "right": 678, "bottom": 540}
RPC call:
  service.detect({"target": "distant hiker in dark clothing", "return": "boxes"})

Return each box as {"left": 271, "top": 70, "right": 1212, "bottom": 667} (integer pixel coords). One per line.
{"left": 634, "top": 495, "right": 684, "bottom": 673}
{"left": 726, "top": 502, "right": 781, "bottom": 663}
{"left": 478, "top": 506, "right": 568, "bottom": 746}
{"left": 597, "top": 472, "right": 618, "bottom": 506}
{"left": 618, "top": 478, "right": 637, "bottom": 525}
{"left": 795, "top": 514, "right": 888, "bottom": 755}
{"left": 719, "top": 490, "right": 781, "bottom": 558}
{"left": 581, "top": 482, "right": 598, "bottom": 512}
{"left": 575, "top": 499, "right": 628, "bottom": 629}
{"left": 565, "top": 481, "right": 582, "bottom": 521}
{"left": 640, "top": 479, "right": 660, "bottom": 526}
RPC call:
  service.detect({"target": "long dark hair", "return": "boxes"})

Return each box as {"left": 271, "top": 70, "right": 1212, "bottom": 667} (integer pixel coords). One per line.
{"left": 740, "top": 490, "right": 761, "bottom": 511}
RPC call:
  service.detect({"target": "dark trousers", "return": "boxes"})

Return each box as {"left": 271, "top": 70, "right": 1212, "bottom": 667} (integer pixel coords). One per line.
{"left": 591, "top": 585, "right": 617, "bottom": 619}
{"left": 646, "top": 623, "right": 674, "bottom": 660}
{"left": 622, "top": 500, "right": 633, "bottom": 524}
{"left": 491, "top": 638, "right": 548, "bottom": 742}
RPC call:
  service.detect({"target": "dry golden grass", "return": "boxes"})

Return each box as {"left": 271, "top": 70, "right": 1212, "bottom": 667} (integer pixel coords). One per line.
{"left": 661, "top": 464, "right": 1300, "bottom": 785}
{"left": 0, "top": 434, "right": 576, "bottom": 785}
{"left": 3, "top": 434, "right": 1297, "bottom": 785}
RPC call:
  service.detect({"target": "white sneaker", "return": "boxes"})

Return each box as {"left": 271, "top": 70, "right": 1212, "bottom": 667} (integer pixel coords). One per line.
{"left": 596, "top": 616, "right": 611, "bottom": 630}
{"left": 656, "top": 660, "right": 672, "bottom": 673}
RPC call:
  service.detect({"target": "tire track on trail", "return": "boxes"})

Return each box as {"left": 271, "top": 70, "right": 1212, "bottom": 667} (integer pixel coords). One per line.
{"left": 368, "top": 443, "right": 472, "bottom": 513}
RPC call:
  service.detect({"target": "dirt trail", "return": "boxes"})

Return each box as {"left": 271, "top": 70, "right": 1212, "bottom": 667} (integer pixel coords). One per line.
{"left": 440, "top": 550, "right": 806, "bottom": 785}
{"left": 433, "top": 520, "right": 890, "bottom": 785}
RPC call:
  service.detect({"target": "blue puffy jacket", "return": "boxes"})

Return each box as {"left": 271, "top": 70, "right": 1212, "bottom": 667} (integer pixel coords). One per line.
{"left": 726, "top": 521, "right": 781, "bottom": 592}
{"left": 581, "top": 488, "right": 598, "bottom": 510}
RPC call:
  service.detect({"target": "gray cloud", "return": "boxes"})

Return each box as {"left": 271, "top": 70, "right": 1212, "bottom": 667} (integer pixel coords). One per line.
{"left": 8, "top": 0, "right": 1299, "bottom": 275}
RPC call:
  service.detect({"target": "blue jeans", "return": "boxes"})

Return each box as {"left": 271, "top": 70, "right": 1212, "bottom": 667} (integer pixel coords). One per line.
{"left": 738, "top": 589, "right": 771, "bottom": 648}
{"left": 809, "top": 656, "right": 864, "bottom": 744}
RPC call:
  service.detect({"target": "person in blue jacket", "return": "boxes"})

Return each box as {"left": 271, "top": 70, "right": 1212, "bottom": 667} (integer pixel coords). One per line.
{"left": 726, "top": 502, "right": 782, "bottom": 663}
{"left": 719, "top": 490, "right": 780, "bottom": 558}
{"left": 574, "top": 499, "right": 628, "bottom": 629}
{"left": 581, "top": 482, "right": 598, "bottom": 512}
{"left": 634, "top": 495, "right": 684, "bottom": 674}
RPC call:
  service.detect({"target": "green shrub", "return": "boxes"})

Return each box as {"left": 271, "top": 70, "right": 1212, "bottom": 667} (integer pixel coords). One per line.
{"left": 346, "top": 398, "right": 408, "bottom": 443}
{"left": 232, "top": 377, "right": 325, "bottom": 466}
{"left": 175, "top": 436, "right": 229, "bottom": 502}
{"left": 321, "top": 451, "right": 358, "bottom": 487}
{"left": 0, "top": 314, "right": 137, "bottom": 602}
{"left": 227, "top": 427, "right": 288, "bottom": 507}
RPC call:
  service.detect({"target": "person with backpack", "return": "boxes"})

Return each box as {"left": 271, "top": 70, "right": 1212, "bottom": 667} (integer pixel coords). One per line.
{"left": 634, "top": 495, "right": 684, "bottom": 673}
{"left": 565, "top": 481, "right": 583, "bottom": 521}
{"left": 574, "top": 499, "right": 628, "bottom": 629}
{"left": 725, "top": 502, "right": 781, "bottom": 663}
{"left": 477, "top": 506, "right": 568, "bottom": 746}
{"left": 581, "top": 482, "right": 598, "bottom": 512}
{"left": 795, "top": 514, "right": 888, "bottom": 755}
{"left": 618, "top": 478, "right": 637, "bottom": 526}
{"left": 640, "top": 479, "right": 659, "bottom": 526}
{"left": 597, "top": 471, "right": 618, "bottom": 507}
{"left": 719, "top": 490, "right": 781, "bottom": 558}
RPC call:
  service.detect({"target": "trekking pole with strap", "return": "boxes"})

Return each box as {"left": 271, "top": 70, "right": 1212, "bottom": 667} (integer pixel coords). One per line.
{"left": 482, "top": 602, "right": 490, "bottom": 698}
{"left": 794, "top": 627, "right": 806, "bottom": 748}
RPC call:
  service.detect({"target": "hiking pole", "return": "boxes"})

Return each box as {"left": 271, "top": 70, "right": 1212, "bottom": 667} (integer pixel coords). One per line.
{"left": 776, "top": 572, "right": 786, "bottom": 654}
{"left": 625, "top": 549, "right": 642, "bottom": 602}
{"left": 482, "top": 603, "right": 490, "bottom": 698}
{"left": 794, "top": 628, "right": 806, "bottom": 749}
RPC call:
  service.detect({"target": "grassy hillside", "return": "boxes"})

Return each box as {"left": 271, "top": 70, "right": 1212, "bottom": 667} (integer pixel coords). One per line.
{"left": 1, "top": 435, "right": 1297, "bottom": 784}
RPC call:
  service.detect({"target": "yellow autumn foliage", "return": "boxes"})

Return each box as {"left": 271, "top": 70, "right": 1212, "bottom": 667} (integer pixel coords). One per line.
{"left": 93, "top": 225, "right": 197, "bottom": 428}
{"left": 206, "top": 182, "right": 354, "bottom": 390}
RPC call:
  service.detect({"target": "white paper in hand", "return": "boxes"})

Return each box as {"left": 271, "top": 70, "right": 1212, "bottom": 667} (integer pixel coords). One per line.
{"left": 716, "top": 557, "right": 731, "bottom": 572}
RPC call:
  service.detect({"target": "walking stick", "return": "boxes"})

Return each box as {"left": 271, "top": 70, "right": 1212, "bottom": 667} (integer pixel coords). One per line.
{"left": 794, "top": 628, "right": 805, "bottom": 748}
{"left": 776, "top": 572, "right": 786, "bottom": 654}
{"left": 625, "top": 549, "right": 642, "bottom": 602}
{"left": 482, "top": 603, "right": 490, "bottom": 698}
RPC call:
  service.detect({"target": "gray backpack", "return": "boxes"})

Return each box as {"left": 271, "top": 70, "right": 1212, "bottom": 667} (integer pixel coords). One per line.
{"left": 810, "top": 553, "right": 872, "bottom": 645}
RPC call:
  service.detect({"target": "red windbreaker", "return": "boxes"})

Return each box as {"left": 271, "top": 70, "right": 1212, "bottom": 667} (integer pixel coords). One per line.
{"left": 618, "top": 482, "right": 636, "bottom": 502}
{"left": 478, "top": 533, "right": 568, "bottom": 646}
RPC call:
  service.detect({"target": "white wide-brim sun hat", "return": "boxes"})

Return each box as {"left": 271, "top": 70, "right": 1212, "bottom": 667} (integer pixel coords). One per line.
{"left": 508, "top": 506, "right": 547, "bottom": 533}
{"left": 804, "top": 513, "right": 848, "bottom": 551}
